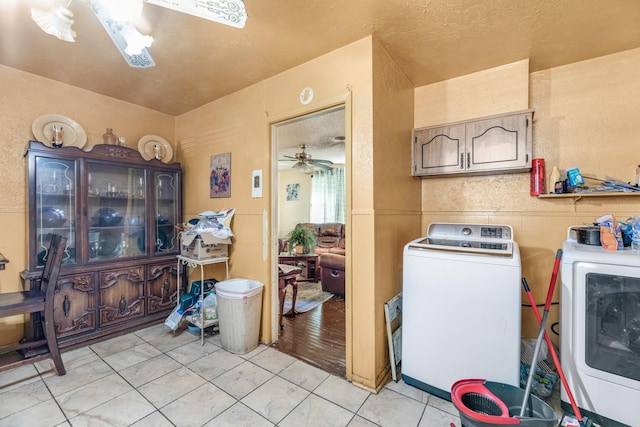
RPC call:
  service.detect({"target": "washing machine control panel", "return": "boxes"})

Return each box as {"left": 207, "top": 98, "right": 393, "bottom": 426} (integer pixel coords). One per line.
{"left": 409, "top": 223, "right": 514, "bottom": 256}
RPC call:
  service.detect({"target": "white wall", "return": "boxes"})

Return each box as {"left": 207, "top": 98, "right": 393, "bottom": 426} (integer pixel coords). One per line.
{"left": 278, "top": 169, "right": 312, "bottom": 237}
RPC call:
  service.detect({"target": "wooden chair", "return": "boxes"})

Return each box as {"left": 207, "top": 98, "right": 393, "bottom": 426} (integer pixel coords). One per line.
{"left": 0, "top": 234, "right": 67, "bottom": 375}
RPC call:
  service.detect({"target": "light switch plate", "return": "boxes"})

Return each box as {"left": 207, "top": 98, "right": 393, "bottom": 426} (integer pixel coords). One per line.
{"left": 252, "top": 170, "right": 262, "bottom": 198}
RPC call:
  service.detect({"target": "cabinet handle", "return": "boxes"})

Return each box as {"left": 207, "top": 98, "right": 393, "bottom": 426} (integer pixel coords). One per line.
{"left": 119, "top": 295, "right": 127, "bottom": 315}
{"left": 460, "top": 153, "right": 464, "bottom": 169}
{"left": 62, "top": 295, "right": 70, "bottom": 317}
{"left": 467, "top": 153, "right": 471, "bottom": 169}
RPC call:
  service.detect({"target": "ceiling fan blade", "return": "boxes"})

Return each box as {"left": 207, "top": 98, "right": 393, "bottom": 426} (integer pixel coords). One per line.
{"left": 310, "top": 162, "right": 332, "bottom": 170}
{"left": 91, "top": 3, "right": 155, "bottom": 68}
{"left": 310, "top": 159, "right": 334, "bottom": 164}
{"left": 144, "top": 0, "right": 248, "bottom": 28}
{"left": 282, "top": 155, "right": 298, "bottom": 160}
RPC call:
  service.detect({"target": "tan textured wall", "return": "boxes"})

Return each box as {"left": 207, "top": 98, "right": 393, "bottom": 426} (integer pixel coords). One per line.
{"left": 368, "top": 39, "right": 420, "bottom": 389}
{"left": 176, "top": 37, "right": 377, "bottom": 387}
{"left": 0, "top": 64, "right": 174, "bottom": 345}
{"left": 415, "top": 59, "right": 530, "bottom": 128}
{"left": 416, "top": 49, "right": 640, "bottom": 345}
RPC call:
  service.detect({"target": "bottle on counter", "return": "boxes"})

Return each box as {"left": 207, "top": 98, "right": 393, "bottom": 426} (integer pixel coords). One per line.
{"left": 530, "top": 158, "right": 545, "bottom": 196}
{"left": 636, "top": 164, "right": 640, "bottom": 187}
{"left": 549, "top": 166, "right": 561, "bottom": 194}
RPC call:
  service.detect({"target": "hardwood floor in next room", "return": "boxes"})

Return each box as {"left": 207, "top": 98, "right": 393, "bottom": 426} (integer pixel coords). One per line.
{"left": 272, "top": 295, "right": 346, "bottom": 378}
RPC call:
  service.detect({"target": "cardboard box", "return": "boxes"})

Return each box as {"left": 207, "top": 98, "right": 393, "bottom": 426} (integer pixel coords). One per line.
{"left": 181, "top": 232, "right": 230, "bottom": 260}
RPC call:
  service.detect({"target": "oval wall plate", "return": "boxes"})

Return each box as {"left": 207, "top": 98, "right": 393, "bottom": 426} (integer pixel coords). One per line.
{"left": 299, "top": 87, "right": 314, "bottom": 105}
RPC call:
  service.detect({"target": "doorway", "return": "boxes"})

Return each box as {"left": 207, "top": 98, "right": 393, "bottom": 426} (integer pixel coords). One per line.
{"left": 271, "top": 105, "right": 347, "bottom": 377}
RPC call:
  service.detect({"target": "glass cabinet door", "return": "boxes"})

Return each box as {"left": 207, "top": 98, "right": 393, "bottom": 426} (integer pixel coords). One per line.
{"left": 35, "top": 157, "right": 76, "bottom": 267}
{"left": 87, "top": 163, "right": 147, "bottom": 262}
{"left": 154, "top": 171, "right": 179, "bottom": 255}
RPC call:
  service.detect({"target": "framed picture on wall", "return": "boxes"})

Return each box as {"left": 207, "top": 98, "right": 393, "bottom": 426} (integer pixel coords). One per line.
{"left": 210, "top": 153, "right": 231, "bottom": 198}
{"left": 286, "top": 183, "right": 300, "bottom": 201}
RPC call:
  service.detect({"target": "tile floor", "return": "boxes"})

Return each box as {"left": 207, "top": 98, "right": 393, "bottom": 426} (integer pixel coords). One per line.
{"left": 0, "top": 324, "right": 462, "bottom": 427}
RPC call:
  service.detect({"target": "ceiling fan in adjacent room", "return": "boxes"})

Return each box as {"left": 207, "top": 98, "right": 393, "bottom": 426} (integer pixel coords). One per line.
{"left": 280, "top": 144, "right": 334, "bottom": 173}
{"left": 30, "top": 0, "right": 248, "bottom": 68}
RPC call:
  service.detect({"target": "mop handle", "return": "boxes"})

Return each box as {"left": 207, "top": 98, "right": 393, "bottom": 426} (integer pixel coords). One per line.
{"left": 519, "top": 249, "right": 562, "bottom": 418}
{"left": 522, "top": 277, "right": 584, "bottom": 422}
{"left": 519, "top": 310, "right": 548, "bottom": 417}
{"left": 544, "top": 249, "right": 563, "bottom": 310}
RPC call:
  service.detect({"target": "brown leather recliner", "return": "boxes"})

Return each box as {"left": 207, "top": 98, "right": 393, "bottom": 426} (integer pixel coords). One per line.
{"left": 319, "top": 252, "right": 345, "bottom": 295}
{"left": 313, "top": 223, "right": 345, "bottom": 256}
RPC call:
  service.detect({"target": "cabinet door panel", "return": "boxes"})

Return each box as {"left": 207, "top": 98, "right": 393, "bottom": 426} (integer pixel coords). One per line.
{"left": 147, "top": 262, "right": 178, "bottom": 314}
{"left": 87, "top": 163, "right": 147, "bottom": 263}
{"left": 54, "top": 274, "right": 96, "bottom": 338}
{"left": 32, "top": 156, "right": 79, "bottom": 269}
{"left": 99, "top": 267, "right": 145, "bottom": 327}
{"left": 153, "top": 171, "right": 180, "bottom": 255}
{"left": 466, "top": 113, "right": 531, "bottom": 172}
{"left": 413, "top": 125, "right": 465, "bottom": 176}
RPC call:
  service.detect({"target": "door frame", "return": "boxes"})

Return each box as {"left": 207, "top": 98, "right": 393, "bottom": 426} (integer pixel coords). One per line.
{"left": 269, "top": 92, "right": 352, "bottom": 376}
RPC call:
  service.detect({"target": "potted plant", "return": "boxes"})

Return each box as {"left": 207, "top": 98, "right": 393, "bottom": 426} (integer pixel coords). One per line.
{"left": 288, "top": 226, "right": 316, "bottom": 254}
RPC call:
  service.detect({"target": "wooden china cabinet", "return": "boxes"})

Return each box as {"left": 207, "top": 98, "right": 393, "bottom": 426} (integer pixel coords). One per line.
{"left": 22, "top": 141, "right": 182, "bottom": 349}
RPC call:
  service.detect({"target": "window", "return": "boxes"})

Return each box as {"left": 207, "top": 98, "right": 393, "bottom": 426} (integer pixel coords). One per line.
{"left": 310, "top": 167, "right": 345, "bottom": 223}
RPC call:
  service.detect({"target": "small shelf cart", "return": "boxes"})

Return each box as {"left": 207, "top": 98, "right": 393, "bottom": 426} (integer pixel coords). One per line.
{"left": 176, "top": 255, "right": 229, "bottom": 345}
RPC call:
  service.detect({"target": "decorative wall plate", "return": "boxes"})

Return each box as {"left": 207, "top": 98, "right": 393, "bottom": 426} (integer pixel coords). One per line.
{"left": 138, "top": 135, "right": 173, "bottom": 163}
{"left": 32, "top": 114, "right": 87, "bottom": 149}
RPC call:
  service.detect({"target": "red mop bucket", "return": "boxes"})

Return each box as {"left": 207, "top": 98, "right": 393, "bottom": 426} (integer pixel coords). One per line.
{"left": 451, "top": 379, "right": 558, "bottom": 427}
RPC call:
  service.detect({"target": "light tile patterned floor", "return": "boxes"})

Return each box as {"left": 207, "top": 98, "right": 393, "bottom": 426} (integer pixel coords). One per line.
{"left": 0, "top": 324, "right": 461, "bottom": 426}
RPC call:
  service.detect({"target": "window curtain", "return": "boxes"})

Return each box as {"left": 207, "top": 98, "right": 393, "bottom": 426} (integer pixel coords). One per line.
{"left": 310, "top": 167, "right": 345, "bottom": 223}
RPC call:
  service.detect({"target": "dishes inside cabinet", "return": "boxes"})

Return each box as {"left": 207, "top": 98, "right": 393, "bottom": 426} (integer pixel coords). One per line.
{"left": 32, "top": 114, "right": 87, "bottom": 149}
{"left": 138, "top": 135, "right": 173, "bottom": 163}
{"left": 97, "top": 231, "right": 122, "bottom": 257}
{"left": 91, "top": 207, "right": 123, "bottom": 227}
{"left": 156, "top": 214, "right": 170, "bottom": 224}
{"left": 39, "top": 207, "right": 67, "bottom": 227}
{"left": 155, "top": 228, "right": 172, "bottom": 251}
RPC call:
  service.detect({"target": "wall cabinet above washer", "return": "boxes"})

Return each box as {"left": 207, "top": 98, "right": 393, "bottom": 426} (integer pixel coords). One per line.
{"left": 412, "top": 109, "right": 533, "bottom": 177}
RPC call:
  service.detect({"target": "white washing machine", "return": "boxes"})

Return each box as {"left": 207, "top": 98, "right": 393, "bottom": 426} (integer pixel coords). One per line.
{"left": 401, "top": 223, "right": 522, "bottom": 400}
{"left": 561, "top": 230, "right": 640, "bottom": 427}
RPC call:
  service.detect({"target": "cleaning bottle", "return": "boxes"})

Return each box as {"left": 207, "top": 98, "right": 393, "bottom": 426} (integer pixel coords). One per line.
{"left": 530, "top": 158, "right": 545, "bottom": 196}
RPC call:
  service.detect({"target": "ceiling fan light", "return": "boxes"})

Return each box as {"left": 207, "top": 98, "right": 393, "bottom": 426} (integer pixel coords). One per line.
{"left": 121, "top": 26, "right": 153, "bottom": 55}
{"left": 293, "top": 162, "right": 311, "bottom": 173}
{"left": 31, "top": 4, "right": 77, "bottom": 42}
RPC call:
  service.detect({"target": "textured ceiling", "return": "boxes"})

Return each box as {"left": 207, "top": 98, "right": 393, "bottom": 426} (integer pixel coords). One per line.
{"left": 1, "top": 0, "right": 639, "bottom": 116}
{"left": 275, "top": 106, "right": 346, "bottom": 169}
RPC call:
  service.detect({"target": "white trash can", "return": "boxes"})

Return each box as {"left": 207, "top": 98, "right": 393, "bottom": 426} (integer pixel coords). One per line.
{"left": 215, "top": 278, "right": 264, "bottom": 354}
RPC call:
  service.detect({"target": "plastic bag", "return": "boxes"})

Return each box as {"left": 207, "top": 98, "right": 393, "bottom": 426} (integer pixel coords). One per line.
{"left": 596, "top": 214, "right": 623, "bottom": 251}
{"left": 203, "top": 292, "right": 217, "bottom": 320}
{"left": 627, "top": 216, "right": 640, "bottom": 250}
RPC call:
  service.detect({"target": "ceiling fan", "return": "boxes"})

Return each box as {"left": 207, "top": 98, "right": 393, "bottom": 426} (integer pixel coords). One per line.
{"left": 280, "top": 144, "right": 334, "bottom": 172}
{"left": 30, "top": 0, "right": 248, "bottom": 68}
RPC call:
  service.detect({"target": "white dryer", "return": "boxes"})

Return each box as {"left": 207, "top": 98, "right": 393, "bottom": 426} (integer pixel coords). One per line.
{"left": 561, "top": 232, "right": 640, "bottom": 427}
{"left": 401, "top": 223, "right": 522, "bottom": 400}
